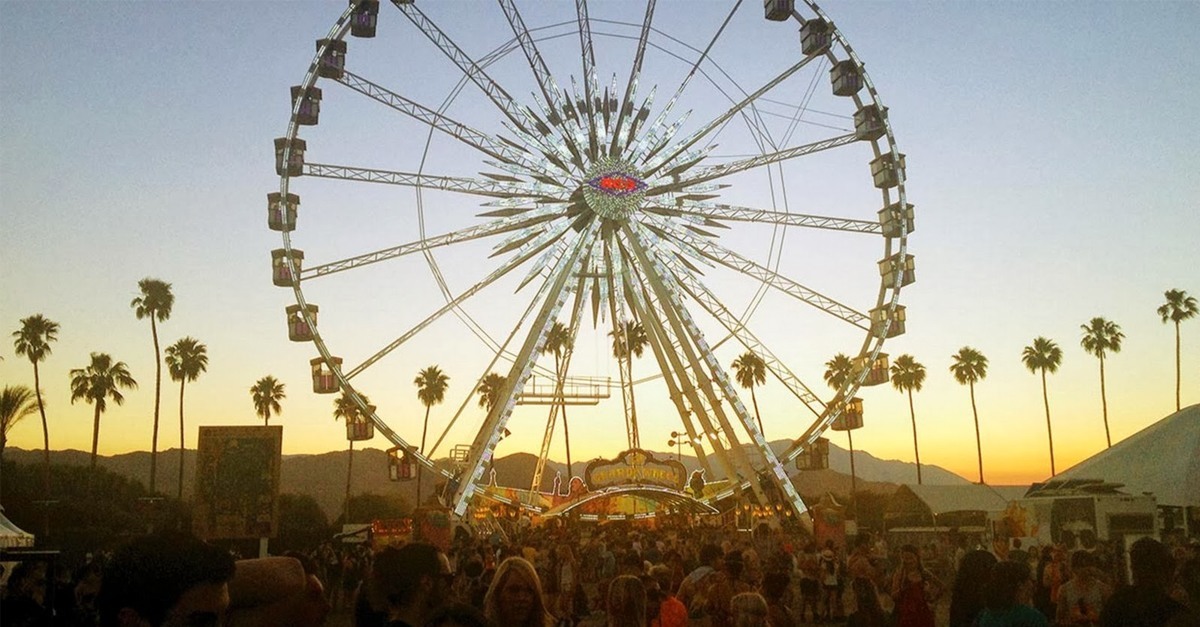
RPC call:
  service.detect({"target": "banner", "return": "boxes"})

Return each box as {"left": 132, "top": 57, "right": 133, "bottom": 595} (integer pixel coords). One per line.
{"left": 193, "top": 426, "right": 283, "bottom": 540}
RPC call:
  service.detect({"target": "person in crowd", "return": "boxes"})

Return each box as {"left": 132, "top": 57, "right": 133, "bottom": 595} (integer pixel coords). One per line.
{"left": 677, "top": 543, "right": 722, "bottom": 614}
{"left": 97, "top": 531, "right": 236, "bottom": 627}
{"left": 818, "top": 545, "right": 844, "bottom": 622}
{"left": 1, "top": 560, "right": 51, "bottom": 627}
{"left": 1055, "top": 551, "right": 1110, "bottom": 626}
{"left": 606, "top": 575, "right": 647, "bottom": 627}
{"left": 845, "top": 577, "right": 889, "bottom": 627}
{"left": 552, "top": 544, "right": 579, "bottom": 625}
{"left": 796, "top": 541, "right": 821, "bottom": 623}
{"left": 424, "top": 602, "right": 493, "bottom": 627}
{"left": 848, "top": 533, "right": 877, "bottom": 585}
{"left": 703, "top": 549, "right": 754, "bottom": 627}
{"left": 649, "top": 564, "right": 687, "bottom": 627}
{"left": 483, "top": 557, "right": 554, "bottom": 627}
{"left": 225, "top": 554, "right": 332, "bottom": 627}
{"left": 1100, "top": 537, "right": 1187, "bottom": 627}
{"left": 1041, "top": 546, "right": 1069, "bottom": 622}
{"left": 761, "top": 570, "right": 796, "bottom": 627}
{"left": 729, "top": 591, "right": 769, "bottom": 627}
{"left": 890, "top": 544, "right": 940, "bottom": 627}
{"left": 949, "top": 549, "right": 998, "bottom": 627}
{"left": 370, "top": 543, "right": 453, "bottom": 627}
{"left": 976, "top": 560, "right": 1048, "bottom": 627}
{"left": 1009, "top": 539, "right": 1030, "bottom": 565}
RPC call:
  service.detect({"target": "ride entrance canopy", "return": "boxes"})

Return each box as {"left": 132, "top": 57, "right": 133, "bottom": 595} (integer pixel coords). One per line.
{"left": 269, "top": 0, "right": 912, "bottom": 522}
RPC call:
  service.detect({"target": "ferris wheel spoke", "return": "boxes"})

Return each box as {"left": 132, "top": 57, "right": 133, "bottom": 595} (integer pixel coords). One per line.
{"left": 607, "top": 0, "right": 656, "bottom": 157}
{"left": 659, "top": 252, "right": 826, "bottom": 414}
{"left": 336, "top": 70, "right": 568, "bottom": 184}
{"left": 634, "top": 0, "right": 745, "bottom": 167}
{"left": 496, "top": 0, "right": 590, "bottom": 163}
{"left": 452, "top": 223, "right": 602, "bottom": 515}
{"left": 642, "top": 55, "right": 818, "bottom": 178}
{"left": 344, "top": 222, "right": 575, "bottom": 379}
{"left": 393, "top": 1, "right": 572, "bottom": 168}
{"left": 299, "top": 209, "right": 565, "bottom": 281}
{"left": 303, "top": 162, "right": 565, "bottom": 201}
{"left": 646, "top": 132, "right": 858, "bottom": 195}
{"left": 663, "top": 201, "right": 882, "bottom": 235}
{"left": 424, "top": 234, "right": 588, "bottom": 463}
{"left": 640, "top": 214, "right": 870, "bottom": 329}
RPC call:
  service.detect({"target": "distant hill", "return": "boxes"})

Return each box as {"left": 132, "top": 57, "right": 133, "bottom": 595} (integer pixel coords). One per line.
{"left": 5, "top": 439, "right": 967, "bottom": 520}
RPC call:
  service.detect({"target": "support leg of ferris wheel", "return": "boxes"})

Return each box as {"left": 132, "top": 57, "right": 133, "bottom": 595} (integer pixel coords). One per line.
{"left": 602, "top": 236, "right": 638, "bottom": 450}
{"left": 624, "top": 275, "right": 714, "bottom": 477}
{"left": 622, "top": 267, "right": 739, "bottom": 494}
{"left": 529, "top": 275, "right": 592, "bottom": 496}
{"left": 450, "top": 224, "right": 599, "bottom": 516}
{"left": 625, "top": 254, "right": 765, "bottom": 506}
{"left": 625, "top": 225, "right": 805, "bottom": 514}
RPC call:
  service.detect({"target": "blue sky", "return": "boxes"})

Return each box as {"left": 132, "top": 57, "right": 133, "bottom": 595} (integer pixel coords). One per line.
{"left": 2, "top": 1, "right": 1197, "bottom": 487}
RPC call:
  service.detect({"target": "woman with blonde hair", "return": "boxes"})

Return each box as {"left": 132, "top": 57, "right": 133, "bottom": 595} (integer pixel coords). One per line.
{"left": 730, "top": 591, "right": 770, "bottom": 627}
{"left": 606, "top": 574, "right": 647, "bottom": 627}
{"left": 483, "top": 557, "right": 554, "bottom": 627}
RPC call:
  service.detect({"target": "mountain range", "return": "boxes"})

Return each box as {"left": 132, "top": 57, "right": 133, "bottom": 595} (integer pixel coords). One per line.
{"left": 4, "top": 440, "right": 967, "bottom": 520}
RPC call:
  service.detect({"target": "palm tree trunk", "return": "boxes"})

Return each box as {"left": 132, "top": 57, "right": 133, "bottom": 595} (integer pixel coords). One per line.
{"left": 970, "top": 382, "right": 984, "bottom": 484}
{"left": 150, "top": 317, "right": 162, "bottom": 494}
{"left": 1176, "top": 320, "right": 1182, "bottom": 411}
{"left": 627, "top": 353, "right": 640, "bottom": 448}
{"left": 557, "top": 354, "right": 573, "bottom": 479}
{"left": 1042, "top": 369, "right": 1056, "bottom": 476}
{"left": 750, "top": 385, "right": 764, "bottom": 437}
{"left": 417, "top": 405, "right": 431, "bottom": 505}
{"left": 907, "top": 389, "right": 922, "bottom": 485}
{"left": 847, "top": 428, "right": 858, "bottom": 519}
{"left": 345, "top": 440, "right": 355, "bottom": 523}
{"left": 1099, "top": 354, "right": 1111, "bottom": 448}
{"left": 34, "top": 362, "right": 50, "bottom": 495}
{"left": 89, "top": 404, "right": 102, "bottom": 495}
{"left": 178, "top": 379, "right": 187, "bottom": 500}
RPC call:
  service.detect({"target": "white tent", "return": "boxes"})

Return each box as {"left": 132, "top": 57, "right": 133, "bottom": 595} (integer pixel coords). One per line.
{"left": 1054, "top": 404, "right": 1200, "bottom": 507}
{"left": 0, "top": 506, "right": 35, "bottom": 548}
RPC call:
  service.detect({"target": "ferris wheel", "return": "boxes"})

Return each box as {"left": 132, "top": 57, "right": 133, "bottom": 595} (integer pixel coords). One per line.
{"left": 270, "top": 0, "right": 912, "bottom": 520}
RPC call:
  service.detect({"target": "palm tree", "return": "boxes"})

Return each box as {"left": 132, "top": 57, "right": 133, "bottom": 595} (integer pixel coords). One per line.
{"left": 1080, "top": 317, "right": 1124, "bottom": 447}
{"left": 1022, "top": 337, "right": 1064, "bottom": 476}
{"left": 333, "top": 390, "right": 371, "bottom": 523}
{"left": 1157, "top": 289, "right": 1198, "bottom": 411}
{"left": 12, "top": 314, "right": 59, "bottom": 494}
{"left": 476, "top": 372, "right": 506, "bottom": 413}
{"left": 731, "top": 352, "right": 768, "bottom": 437}
{"left": 823, "top": 353, "right": 858, "bottom": 499}
{"left": 165, "top": 336, "right": 208, "bottom": 499}
{"left": 890, "top": 354, "right": 927, "bottom": 485}
{"left": 1, "top": 385, "right": 39, "bottom": 467}
{"left": 131, "top": 277, "right": 174, "bottom": 493}
{"left": 950, "top": 347, "right": 989, "bottom": 484}
{"left": 610, "top": 320, "right": 648, "bottom": 447}
{"left": 250, "top": 376, "right": 286, "bottom": 426}
{"left": 69, "top": 353, "right": 138, "bottom": 483}
{"left": 414, "top": 365, "right": 450, "bottom": 504}
{"left": 542, "top": 322, "right": 575, "bottom": 478}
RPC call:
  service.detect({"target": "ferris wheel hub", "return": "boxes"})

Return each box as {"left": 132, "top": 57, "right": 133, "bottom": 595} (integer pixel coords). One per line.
{"left": 582, "top": 158, "right": 646, "bottom": 222}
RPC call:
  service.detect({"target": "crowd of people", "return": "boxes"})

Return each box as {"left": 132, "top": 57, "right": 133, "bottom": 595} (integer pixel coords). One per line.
{"left": 2, "top": 520, "right": 1199, "bottom": 626}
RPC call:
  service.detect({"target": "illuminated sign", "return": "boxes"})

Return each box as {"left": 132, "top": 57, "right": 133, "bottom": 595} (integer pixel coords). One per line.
{"left": 584, "top": 448, "right": 687, "bottom": 491}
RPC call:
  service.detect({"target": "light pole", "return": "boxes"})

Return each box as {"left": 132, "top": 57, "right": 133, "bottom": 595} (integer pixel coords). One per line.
{"left": 668, "top": 431, "right": 683, "bottom": 460}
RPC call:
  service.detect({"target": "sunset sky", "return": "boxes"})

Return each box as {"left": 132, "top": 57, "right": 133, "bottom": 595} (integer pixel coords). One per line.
{"left": 2, "top": 1, "right": 1197, "bottom": 489}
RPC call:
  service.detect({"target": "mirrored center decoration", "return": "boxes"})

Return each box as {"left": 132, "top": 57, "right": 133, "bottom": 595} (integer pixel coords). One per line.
{"left": 583, "top": 158, "right": 646, "bottom": 221}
